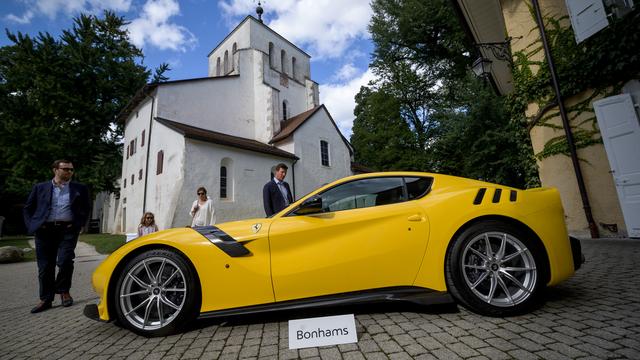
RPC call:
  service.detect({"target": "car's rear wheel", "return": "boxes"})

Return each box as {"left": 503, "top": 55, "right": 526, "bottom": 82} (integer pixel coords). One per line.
{"left": 113, "top": 249, "right": 199, "bottom": 337}
{"left": 445, "top": 221, "right": 547, "bottom": 316}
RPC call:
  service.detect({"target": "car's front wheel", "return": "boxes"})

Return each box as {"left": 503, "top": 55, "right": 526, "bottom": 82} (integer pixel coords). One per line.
{"left": 445, "top": 221, "right": 547, "bottom": 316}
{"left": 113, "top": 249, "right": 199, "bottom": 337}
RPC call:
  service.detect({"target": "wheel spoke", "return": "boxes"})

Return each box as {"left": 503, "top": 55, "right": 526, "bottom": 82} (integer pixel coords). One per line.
{"left": 160, "top": 296, "right": 181, "bottom": 310}
{"left": 484, "top": 234, "right": 494, "bottom": 259}
{"left": 496, "top": 234, "right": 507, "bottom": 261}
{"left": 500, "top": 270, "right": 531, "bottom": 293}
{"left": 120, "top": 289, "right": 149, "bottom": 298}
{"left": 496, "top": 273, "right": 515, "bottom": 305}
{"left": 502, "top": 266, "right": 536, "bottom": 272}
{"left": 143, "top": 260, "right": 155, "bottom": 283}
{"left": 142, "top": 296, "right": 155, "bottom": 329}
{"left": 124, "top": 296, "right": 151, "bottom": 316}
{"left": 128, "top": 273, "right": 150, "bottom": 288}
{"left": 470, "top": 270, "right": 490, "bottom": 290}
{"left": 161, "top": 269, "right": 179, "bottom": 287}
{"left": 486, "top": 274, "right": 498, "bottom": 303}
{"left": 470, "top": 247, "right": 490, "bottom": 261}
{"left": 157, "top": 297, "right": 164, "bottom": 328}
{"left": 163, "top": 288, "right": 186, "bottom": 292}
{"left": 502, "top": 248, "right": 528, "bottom": 263}
{"left": 156, "top": 259, "right": 166, "bottom": 284}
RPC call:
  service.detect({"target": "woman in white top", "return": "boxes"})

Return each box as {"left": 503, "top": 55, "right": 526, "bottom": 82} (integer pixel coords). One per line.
{"left": 138, "top": 212, "right": 159, "bottom": 237}
{"left": 190, "top": 186, "right": 216, "bottom": 227}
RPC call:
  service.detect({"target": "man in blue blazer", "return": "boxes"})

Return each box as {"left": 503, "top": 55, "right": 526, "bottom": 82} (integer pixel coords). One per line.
{"left": 263, "top": 163, "right": 293, "bottom": 217}
{"left": 23, "top": 159, "right": 90, "bottom": 313}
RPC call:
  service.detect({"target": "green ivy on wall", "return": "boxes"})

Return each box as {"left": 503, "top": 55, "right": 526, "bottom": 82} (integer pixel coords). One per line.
{"left": 505, "top": 6, "right": 640, "bottom": 160}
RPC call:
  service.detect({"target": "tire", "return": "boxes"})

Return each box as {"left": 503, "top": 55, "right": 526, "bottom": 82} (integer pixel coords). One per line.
{"left": 445, "top": 220, "right": 547, "bottom": 316}
{"left": 113, "top": 249, "right": 200, "bottom": 337}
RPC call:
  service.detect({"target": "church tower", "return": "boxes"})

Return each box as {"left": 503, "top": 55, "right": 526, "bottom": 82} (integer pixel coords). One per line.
{"left": 206, "top": 13, "right": 320, "bottom": 143}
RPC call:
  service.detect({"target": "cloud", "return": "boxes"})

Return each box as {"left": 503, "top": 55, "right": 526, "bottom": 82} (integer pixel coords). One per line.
{"left": 219, "top": 0, "right": 372, "bottom": 59}
{"left": 320, "top": 68, "right": 375, "bottom": 138}
{"left": 125, "top": 0, "right": 197, "bottom": 52}
{"left": 5, "top": 0, "right": 133, "bottom": 23}
{"left": 4, "top": 10, "right": 34, "bottom": 24}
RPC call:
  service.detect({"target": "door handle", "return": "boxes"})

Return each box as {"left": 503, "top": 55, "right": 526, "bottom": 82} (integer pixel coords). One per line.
{"left": 407, "top": 214, "right": 423, "bottom": 222}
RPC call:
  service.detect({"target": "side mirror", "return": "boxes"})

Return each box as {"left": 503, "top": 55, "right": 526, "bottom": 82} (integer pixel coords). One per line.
{"left": 295, "top": 196, "right": 323, "bottom": 215}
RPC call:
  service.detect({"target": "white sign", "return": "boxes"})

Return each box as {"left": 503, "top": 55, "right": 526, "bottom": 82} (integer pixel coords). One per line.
{"left": 288, "top": 314, "right": 358, "bottom": 349}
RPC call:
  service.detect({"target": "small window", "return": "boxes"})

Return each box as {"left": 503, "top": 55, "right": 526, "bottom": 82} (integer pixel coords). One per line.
{"left": 316, "top": 177, "right": 406, "bottom": 213}
{"left": 139, "top": 169, "right": 143, "bottom": 180}
{"left": 268, "top": 42, "right": 275, "bottom": 68}
{"left": 126, "top": 145, "right": 129, "bottom": 159}
{"left": 156, "top": 150, "right": 164, "bottom": 175}
{"left": 220, "top": 166, "right": 227, "bottom": 199}
{"left": 141, "top": 130, "right": 145, "bottom": 147}
{"left": 280, "top": 49, "right": 287, "bottom": 74}
{"left": 320, "top": 140, "right": 330, "bottom": 166}
{"left": 216, "top": 57, "right": 221, "bottom": 76}
{"left": 224, "top": 50, "right": 229, "bottom": 74}
{"left": 404, "top": 177, "right": 433, "bottom": 200}
{"left": 131, "top": 174, "right": 134, "bottom": 185}
{"left": 282, "top": 101, "right": 288, "bottom": 121}
{"left": 232, "top": 43, "right": 237, "bottom": 70}
{"left": 123, "top": 177, "right": 126, "bottom": 188}
{"left": 292, "top": 57, "right": 297, "bottom": 79}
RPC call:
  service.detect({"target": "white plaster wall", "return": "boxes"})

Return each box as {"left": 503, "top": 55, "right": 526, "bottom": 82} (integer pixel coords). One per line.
{"left": 175, "top": 139, "right": 295, "bottom": 224}
{"left": 143, "top": 121, "right": 186, "bottom": 232}
{"left": 155, "top": 75, "right": 255, "bottom": 140}
{"left": 120, "top": 97, "right": 155, "bottom": 233}
{"left": 207, "top": 20, "right": 250, "bottom": 77}
{"left": 290, "top": 109, "right": 352, "bottom": 196}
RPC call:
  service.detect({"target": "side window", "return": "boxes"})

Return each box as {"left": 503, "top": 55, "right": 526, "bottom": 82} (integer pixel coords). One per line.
{"left": 405, "top": 177, "right": 433, "bottom": 200}
{"left": 320, "top": 177, "right": 406, "bottom": 212}
{"left": 220, "top": 166, "right": 227, "bottom": 199}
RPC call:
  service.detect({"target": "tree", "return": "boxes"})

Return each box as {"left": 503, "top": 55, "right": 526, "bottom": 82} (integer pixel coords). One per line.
{"left": 351, "top": 0, "right": 538, "bottom": 188}
{"left": 0, "top": 11, "right": 167, "bottom": 233}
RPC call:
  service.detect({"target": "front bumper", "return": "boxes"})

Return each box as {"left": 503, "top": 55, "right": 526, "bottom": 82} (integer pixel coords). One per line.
{"left": 570, "top": 236, "right": 585, "bottom": 271}
{"left": 84, "top": 304, "right": 108, "bottom": 322}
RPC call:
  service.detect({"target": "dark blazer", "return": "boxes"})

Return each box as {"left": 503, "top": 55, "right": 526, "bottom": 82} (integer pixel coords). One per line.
{"left": 263, "top": 180, "right": 293, "bottom": 217}
{"left": 23, "top": 181, "right": 91, "bottom": 235}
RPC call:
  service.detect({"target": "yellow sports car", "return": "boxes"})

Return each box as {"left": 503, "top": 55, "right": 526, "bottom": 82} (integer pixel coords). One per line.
{"left": 84, "top": 172, "right": 583, "bottom": 336}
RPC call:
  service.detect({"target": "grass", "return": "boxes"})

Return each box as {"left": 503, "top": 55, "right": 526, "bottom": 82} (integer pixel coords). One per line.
{"left": 79, "top": 233, "right": 126, "bottom": 254}
{"left": 0, "top": 236, "right": 36, "bottom": 262}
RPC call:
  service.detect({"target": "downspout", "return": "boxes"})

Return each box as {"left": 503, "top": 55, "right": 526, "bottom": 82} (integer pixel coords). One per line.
{"left": 532, "top": 0, "right": 599, "bottom": 238}
{"left": 291, "top": 158, "right": 298, "bottom": 200}
{"left": 142, "top": 92, "right": 156, "bottom": 213}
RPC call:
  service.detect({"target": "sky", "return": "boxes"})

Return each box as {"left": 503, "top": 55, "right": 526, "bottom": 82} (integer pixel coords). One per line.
{"left": 0, "top": 0, "right": 378, "bottom": 138}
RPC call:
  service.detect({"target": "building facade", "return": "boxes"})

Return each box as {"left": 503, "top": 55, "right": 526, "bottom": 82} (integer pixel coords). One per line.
{"left": 105, "top": 16, "right": 354, "bottom": 233}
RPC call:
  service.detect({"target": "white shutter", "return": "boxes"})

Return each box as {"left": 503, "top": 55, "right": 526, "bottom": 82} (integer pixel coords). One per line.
{"left": 566, "top": 0, "right": 609, "bottom": 43}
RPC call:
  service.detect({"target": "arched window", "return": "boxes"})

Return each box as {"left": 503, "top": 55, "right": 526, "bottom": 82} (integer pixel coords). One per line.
{"left": 232, "top": 42, "right": 237, "bottom": 70}
{"left": 280, "top": 49, "right": 286, "bottom": 74}
{"left": 216, "top": 57, "right": 221, "bottom": 76}
{"left": 292, "top": 57, "right": 297, "bottom": 79}
{"left": 268, "top": 42, "right": 274, "bottom": 68}
{"left": 220, "top": 158, "right": 233, "bottom": 200}
{"left": 220, "top": 166, "right": 227, "bottom": 199}
{"left": 282, "top": 100, "right": 288, "bottom": 121}
{"left": 223, "top": 50, "right": 229, "bottom": 74}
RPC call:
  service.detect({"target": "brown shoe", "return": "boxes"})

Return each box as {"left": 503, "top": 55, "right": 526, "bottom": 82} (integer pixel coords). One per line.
{"left": 61, "top": 293, "right": 73, "bottom": 307}
{"left": 31, "top": 301, "right": 52, "bottom": 313}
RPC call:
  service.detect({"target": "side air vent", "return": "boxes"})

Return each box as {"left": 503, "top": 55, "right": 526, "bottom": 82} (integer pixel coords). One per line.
{"left": 473, "top": 188, "right": 486, "bottom": 205}
{"left": 510, "top": 190, "right": 517, "bottom": 202}
{"left": 492, "top": 188, "right": 502, "bottom": 203}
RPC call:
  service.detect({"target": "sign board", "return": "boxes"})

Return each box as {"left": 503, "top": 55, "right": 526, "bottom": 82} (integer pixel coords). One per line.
{"left": 288, "top": 314, "right": 358, "bottom": 349}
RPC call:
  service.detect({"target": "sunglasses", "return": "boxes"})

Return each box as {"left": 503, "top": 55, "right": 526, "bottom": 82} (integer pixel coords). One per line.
{"left": 58, "top": 168, "right": 74, "bottom": 172}
{"left": 197, "top": 192, "right": 205, "bottom": 195}
{"left": 145, "top": 216, "right": 154, "bottom": 219}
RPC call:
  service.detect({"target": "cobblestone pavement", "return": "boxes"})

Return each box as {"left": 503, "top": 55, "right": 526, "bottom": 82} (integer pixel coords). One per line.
{"left": 1, "top": 239, "right": 639, "bottom": 359}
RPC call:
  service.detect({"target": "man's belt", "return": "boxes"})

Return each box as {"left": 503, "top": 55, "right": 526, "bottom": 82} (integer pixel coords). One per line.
{"left": 43, "top": 221, "right": 73, "bottom": 227}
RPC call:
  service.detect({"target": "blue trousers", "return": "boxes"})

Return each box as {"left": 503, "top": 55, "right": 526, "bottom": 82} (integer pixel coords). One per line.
{"left": 35, "top": 226, "right": 79, "bottom": 302}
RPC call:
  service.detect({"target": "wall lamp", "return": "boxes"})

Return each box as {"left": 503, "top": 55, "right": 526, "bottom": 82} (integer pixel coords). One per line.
{"left": 471, "top": 38, "right": 516, "bottom": 77}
